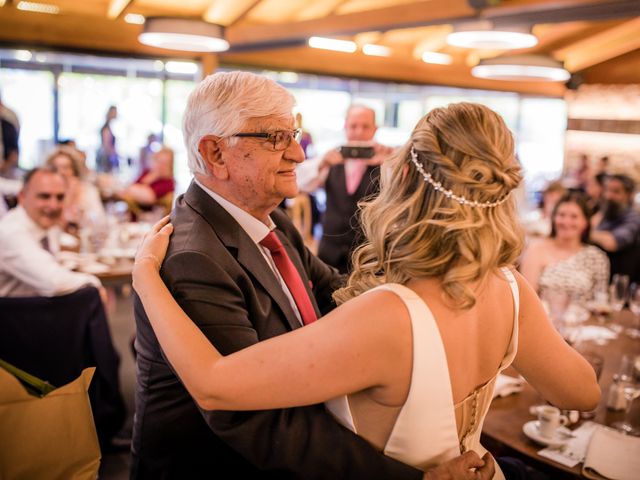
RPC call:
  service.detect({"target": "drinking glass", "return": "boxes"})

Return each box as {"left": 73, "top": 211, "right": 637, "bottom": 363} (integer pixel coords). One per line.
{"left": 542, "top": 289, "right": 570, "bottom": 336}
{"left": 627, "top": 283, "right": 640, "bottom": 339}
{"left": 610, "top": 274, "right": 630, "bottom": 313}
{"left": 579, "top": 351, "right": 604, "bottom": 419}
{"left": 612, "top": 354, "right": 640, "bottom": 436}
{"left": 612, "top": 378, "right": 640, "bottom": 436}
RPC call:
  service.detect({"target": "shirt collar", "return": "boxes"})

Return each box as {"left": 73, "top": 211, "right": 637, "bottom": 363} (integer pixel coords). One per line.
{"left": 14, "top": 205, "right": 48, "bottom": 239}
{"left": 194, "top": 179, "right": 275, "bottom": 244}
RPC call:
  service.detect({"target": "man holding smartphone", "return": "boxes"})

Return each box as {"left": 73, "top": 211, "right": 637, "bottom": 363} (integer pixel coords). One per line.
{"left": 299, "top": 105, "right": 394, "bottom": 274}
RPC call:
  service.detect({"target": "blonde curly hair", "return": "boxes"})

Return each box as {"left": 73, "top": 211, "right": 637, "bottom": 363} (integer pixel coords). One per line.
{"left": 333, "top": 102, "right": 524, "bottom": 309}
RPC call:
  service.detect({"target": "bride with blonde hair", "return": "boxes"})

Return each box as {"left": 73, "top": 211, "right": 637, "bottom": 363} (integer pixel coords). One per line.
{"left": 133, "top": 102, "right": 599, "bottom": 479}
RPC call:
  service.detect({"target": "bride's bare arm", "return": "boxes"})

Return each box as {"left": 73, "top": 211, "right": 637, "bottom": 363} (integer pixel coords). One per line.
{"left": 511, "top": 270, "right": 600, "bottom": 411}
{"left": 133, "top": 218, "right": 411, "bottom": 412}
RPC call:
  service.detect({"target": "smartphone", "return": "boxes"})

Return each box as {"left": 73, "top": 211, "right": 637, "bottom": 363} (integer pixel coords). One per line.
{"left": 339, "top": 145, "right": 375, "bottom": 159}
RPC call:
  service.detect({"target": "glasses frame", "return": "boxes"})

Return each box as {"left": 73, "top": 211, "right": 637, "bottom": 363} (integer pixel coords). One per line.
{"left": 232, "top": 128, "right": 302, "bottom": 151}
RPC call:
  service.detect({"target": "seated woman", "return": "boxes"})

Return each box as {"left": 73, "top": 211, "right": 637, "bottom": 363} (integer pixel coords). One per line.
{"left": 520, "top": 191, "right": 610, "bottom": 304}
{"left": 46, "top": 145, "right": 105, "bottom": 232}
{"left": 118, "top": 146, "right": 175, "bottom": 219}
{"left": 133, "top": 103, "right": 600, "bottom": 479}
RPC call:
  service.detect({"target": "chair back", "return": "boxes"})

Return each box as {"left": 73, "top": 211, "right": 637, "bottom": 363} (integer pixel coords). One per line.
{"left": 0, "top": 287, "right": 126, "bottom": 445}
{"left": 286, "top": 193, "right": 316, "bottom": 251}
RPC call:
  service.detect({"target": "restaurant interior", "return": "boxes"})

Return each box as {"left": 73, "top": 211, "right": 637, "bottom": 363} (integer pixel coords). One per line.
{"left": 0, "top": 1, "right": 639, "bottom": 479}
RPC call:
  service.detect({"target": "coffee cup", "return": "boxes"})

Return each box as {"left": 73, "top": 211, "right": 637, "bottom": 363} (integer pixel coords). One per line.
{"left": 537, "top": 406, "right": 568, "bottom": 438}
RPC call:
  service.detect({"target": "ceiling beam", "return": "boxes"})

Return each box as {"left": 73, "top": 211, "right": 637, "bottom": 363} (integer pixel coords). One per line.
{"left": 581, "top": 48, "right": 640, "bottom": 84}
{"left": 226, "top": 0, "right": 476, "bottom": 48}
{"left": 204, "top": 0, "right": 264, "bottom": 27}
{"left": 0, "top": 8, "right": 200, "bottom": 59}
{"left": 225, "top": 0, "right": 640, "bottom": 50}
{"left": 107, "top": 0, "right": 132, "bottom": 20}
{"left": 482, "top": 0, "right": 640, "bottom": 26}
{"left": 554, "top": 17, "right": 640, "bottom": 72}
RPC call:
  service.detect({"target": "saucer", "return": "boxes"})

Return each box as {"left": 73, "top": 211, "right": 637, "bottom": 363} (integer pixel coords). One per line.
{"left": 522, "top": 420, "right": 572, "bottom": 447}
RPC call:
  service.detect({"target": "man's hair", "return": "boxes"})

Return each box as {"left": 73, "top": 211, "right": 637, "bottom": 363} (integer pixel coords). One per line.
{"left": 345, "top": 104, "right": 377, "bottom": 125}
{"left": 608, "top": 173, "right": 635, "bottom": 194}
{"left": 22, "top": 166, "right": 60, "bottom": 189}
{"left": 182, "top": 71, "right": 295, "bottom": 175}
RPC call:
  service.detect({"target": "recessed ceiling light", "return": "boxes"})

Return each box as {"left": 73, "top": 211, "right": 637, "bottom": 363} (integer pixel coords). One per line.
{"left": 16, "top": 1, "right": 59, "bottom": 14}
{"left": 14, "top": 50, "right": 32, "bottom": 61}
{"left": 124, "top": 13, "right": 145, "bottom": 25}
{"left": 164, "top": 61, "right": 198, "bottom": 75}
{"left": 363, "top": 44, "right": 391, "bottom": 57}
{"left": 471, "top": 55, "right": 570, "bottom": 82}
{"left": 279, "top": 71, "right": 299, "bottom": 83}
{"left": 308, "top": 37, "right": 357, "bottom": 53}
{"left": 447, "top": 30, "right": 538, "bottom": 50}
{"left": 421, "top": 52, "right": 453, "bottom": 65}
{"left": 139, "top": 18, "right": 229, "bottom": 52}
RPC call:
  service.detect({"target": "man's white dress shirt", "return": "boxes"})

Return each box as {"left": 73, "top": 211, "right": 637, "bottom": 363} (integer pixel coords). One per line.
{"left": 0, "top": 206, "right": 101, "bottom": 297}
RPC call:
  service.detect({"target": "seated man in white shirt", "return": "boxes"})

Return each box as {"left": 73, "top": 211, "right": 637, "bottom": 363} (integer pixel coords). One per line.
{"left": 0, "top": 167, "right": 103, "bottom": 298}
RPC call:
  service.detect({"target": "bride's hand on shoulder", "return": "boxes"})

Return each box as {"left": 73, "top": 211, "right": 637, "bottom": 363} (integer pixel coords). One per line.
{"left": 133, "top": 216, "right": 173, "bottom": 284}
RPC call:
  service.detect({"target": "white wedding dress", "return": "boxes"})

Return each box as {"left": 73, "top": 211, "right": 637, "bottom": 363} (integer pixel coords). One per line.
{"left": 326, "top": 267, "right": 519, "bottom": 479}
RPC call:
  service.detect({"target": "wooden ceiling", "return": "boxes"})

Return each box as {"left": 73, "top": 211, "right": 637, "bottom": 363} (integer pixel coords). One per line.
{"left": 0, "top": 0, "right": 639, "bottom": 97}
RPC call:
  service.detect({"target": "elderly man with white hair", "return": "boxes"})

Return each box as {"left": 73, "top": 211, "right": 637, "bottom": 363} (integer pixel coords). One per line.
{"left": 132, "top": 71, "right": 495, "bottom": 480}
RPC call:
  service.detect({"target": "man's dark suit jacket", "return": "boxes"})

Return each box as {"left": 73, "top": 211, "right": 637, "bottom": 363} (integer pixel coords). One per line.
{"left": 318, "top": 164, "right": 380, "bottom": 274}
{"left": 132, "top": 182, "right": 421, "bottom": 480}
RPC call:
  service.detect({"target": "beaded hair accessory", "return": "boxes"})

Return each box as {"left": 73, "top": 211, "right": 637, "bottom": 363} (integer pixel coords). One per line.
{"left": 410, "top": 147, "right": 510, "bottom": 209}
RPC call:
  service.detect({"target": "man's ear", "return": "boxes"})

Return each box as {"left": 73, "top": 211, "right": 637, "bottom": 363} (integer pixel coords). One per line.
{"left": 198, "top": 135, "right": 228, "bottom": 180}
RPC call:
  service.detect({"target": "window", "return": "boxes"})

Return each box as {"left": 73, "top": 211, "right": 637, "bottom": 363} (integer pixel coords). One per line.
{"left": 0, "top": 68, "right": 54, "bottom": 169}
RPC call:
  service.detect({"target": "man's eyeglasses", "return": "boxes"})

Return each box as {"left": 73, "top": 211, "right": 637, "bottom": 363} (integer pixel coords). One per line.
{"left": 232, "top": 128, "right": 302, "bottom": 151}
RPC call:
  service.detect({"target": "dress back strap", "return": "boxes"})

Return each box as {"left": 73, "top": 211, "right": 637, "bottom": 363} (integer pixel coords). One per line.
{"left": 498, "top": 267, "right": 519, "bottom": 370}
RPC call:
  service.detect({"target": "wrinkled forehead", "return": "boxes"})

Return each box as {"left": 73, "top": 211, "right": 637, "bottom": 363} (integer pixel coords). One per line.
{"left": 243, "top": 114, "right": 295, "bottom": 132}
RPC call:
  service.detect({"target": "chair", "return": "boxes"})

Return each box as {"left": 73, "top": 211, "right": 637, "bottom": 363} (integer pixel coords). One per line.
{"left": 0, "top": 287, "right": 126, "bottom": 448}
{"left": 286, "top": 193, "right": 317, "bottom": 253}
{"left": 124, "top": 191, "right": 174, "bottom": 222}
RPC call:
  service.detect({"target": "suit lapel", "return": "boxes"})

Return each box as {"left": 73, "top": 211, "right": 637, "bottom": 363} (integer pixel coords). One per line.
{"left": 184, "top": 182, "right": 301, "bottom": 331}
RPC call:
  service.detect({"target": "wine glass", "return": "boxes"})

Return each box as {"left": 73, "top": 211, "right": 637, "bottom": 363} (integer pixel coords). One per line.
{"left": 542, "top": 289, "right": 570, "bottom": 334}
{"left": 609, "top": 274, "right": 630, "bottom": 333}
{"left": 612, "top": 354, "right": 640, "bottom": 436}
{"left": 627, "top": 283, "right": 640, "bottom": 339}
{"left": 610, "top": 274, "right": 630, "bottom": 313}
{"left": 579, "top": 351, "right": 604, "bottom": 419}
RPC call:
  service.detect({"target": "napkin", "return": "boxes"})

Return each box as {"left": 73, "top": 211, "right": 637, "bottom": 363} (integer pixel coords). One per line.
{"left": 538, "top": 421, "right": 599, "bottom": 468}
{"left": 573, "top": 326, "right": 618, "bottom": 343}
{"left": 582, "top": 425, "right": 640, "bottom": 480}
{"left": 493, "top": 374, "right": 525, "bottom": 399}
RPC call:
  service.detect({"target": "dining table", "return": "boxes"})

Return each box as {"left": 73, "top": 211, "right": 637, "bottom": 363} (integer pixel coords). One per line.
{"left": 482, "top": 309, "right": 640, "bottom": 479}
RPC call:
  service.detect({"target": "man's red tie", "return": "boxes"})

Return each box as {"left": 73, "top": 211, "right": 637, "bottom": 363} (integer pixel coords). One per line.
{"left": 260, "top": 231, "right": 317, "bottom": 325}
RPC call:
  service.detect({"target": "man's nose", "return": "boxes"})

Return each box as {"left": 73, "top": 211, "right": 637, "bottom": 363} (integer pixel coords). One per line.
{"left": 48, "top": 197, "right": 64, "bottom": 209}
{"left": 285, "top": 139, "right": 305, "bottom": 163}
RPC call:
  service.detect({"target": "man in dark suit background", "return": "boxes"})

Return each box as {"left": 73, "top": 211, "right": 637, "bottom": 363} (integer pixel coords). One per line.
{"left": 298, "top": 105, "right": 393, "bottom": 274}
{"left": 132, "top": 71, "right": 492, "bottom": 480}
